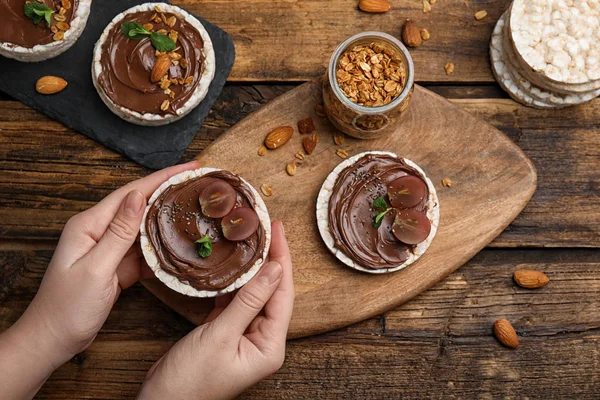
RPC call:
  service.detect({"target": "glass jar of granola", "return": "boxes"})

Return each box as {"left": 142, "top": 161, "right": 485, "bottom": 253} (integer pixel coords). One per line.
{"left": 322, "top": 32, "right": 415, "bottom": 139}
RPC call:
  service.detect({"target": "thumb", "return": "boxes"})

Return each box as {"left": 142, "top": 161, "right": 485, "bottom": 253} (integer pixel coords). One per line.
{"left": 213, "top": 261, "right": 283, "bottom": 339}
{"left": 84, "top": 190, "right": 146, "bottom": 275}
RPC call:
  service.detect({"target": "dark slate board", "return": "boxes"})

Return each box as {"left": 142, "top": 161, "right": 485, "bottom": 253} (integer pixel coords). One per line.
{"left": 0, "top": 0, "right": 235, "bottom": 169}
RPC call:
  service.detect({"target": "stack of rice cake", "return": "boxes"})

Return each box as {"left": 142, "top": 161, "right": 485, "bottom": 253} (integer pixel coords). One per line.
{"left": 491, "top": 0, "right": 600, "bottom": 109}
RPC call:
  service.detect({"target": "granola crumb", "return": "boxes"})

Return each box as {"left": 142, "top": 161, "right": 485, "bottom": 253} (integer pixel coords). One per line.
{"left": 474, "top": 10, "right": 488, "bottom": 20}
{"left": 260, "top": 184, "right": 273, "bottom": 197}
{"left": 423, "top": 0, "right": 431, "bottom": 13}
{"left": 444, "top": 62, "right": 455, "bottom": 75}
{"left": 336, "top": 149, "right": 349, "bottom": 159}
{"left": 286, "top": 163, "right": 297, "bottom": 176}
{"left": 442, "top": 178, "right": 453, "bottom": 187}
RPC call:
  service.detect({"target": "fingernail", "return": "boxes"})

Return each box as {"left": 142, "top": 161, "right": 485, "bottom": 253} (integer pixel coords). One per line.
{"left": 124, "top": 190, "right": 145, "bottom": 216}
{"left": 258, "top": 261, "right": 282, "bottom": 285}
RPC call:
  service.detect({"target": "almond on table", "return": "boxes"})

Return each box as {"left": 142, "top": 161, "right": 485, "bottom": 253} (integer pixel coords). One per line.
{"left": 513, "top": 270, "right": 549, "bottom": 289}
{"left": 402, "top": 20, "right": 422, "bottom": 48}
{"left": 265, "top": 126, "right": 294, "bottom": 149}
{"left": 36, "top": 76, "right": 68, "bottom": 94}
{"left": 358, "top": 0, "right": 391, "bottom": 13}
{"left": 493, "top": 319, "right": 519, "bottom": 349}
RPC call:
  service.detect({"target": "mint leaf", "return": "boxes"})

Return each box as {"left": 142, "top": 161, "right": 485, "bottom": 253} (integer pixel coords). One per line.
{"left": 150, "top": 32, "right": 176, "bottom": 52}
{"left": 195, "top": 235, "right": 213, "bottom": 258}
{"left": 24, "top": 2, "right": 54, "bottom": 27}
{"left": 121, "top": 21, "right": 152, "bottom": 40}
{"left": 373, "top": 196, "right": 388, "bottom": 212}
{"left": 373, "top": 209, "right": 392, "bottom": 229}
{"left": 120, "top": 22, "right": 175, "bottom": 52}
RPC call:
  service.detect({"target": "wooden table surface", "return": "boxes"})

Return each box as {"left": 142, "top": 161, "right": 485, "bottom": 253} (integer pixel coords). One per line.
{"left": 1, "top": 1, "right": 599, "bottom": 398}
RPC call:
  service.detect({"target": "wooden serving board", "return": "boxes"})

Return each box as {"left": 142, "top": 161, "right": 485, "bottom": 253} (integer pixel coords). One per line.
{"left": 141, "top": 80, "right": 537, "bottom": 339}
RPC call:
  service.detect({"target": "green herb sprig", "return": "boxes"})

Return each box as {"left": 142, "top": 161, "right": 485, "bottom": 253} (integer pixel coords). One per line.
{"left": 24, "top": 2, "right": 54, "bottom": 27}
{"left": 121, "top": 21, "right": 176, "bottom": 52}
{"left": 195, "top": 235, "right": 213, "bottom": 258}
{"left": 372, "top": 196, "right": 393, "bottom": 228}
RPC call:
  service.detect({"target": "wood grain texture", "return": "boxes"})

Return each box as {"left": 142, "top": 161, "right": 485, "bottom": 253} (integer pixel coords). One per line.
{"left": 140, "top": 81, "right": 536, "bottom": 338}
{"left": 172, "top": 0, "right": 510, "bottom": 83}
{"left": 2, "top": 248, "right": 599, "bottom": 398}
{"left": 1, "top": 86, "right": 599, "bottom": 247}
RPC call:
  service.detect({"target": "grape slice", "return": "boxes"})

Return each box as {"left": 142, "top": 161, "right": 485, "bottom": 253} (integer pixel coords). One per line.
{"left": 199, "top": 180, "right": 237, "bottom": 218}
{"left": 392, "top": 209, "right": 431, "bottom": 245}
{"left": 387, "top": 176, "right": 427, "bottom": 209}
{"left": 221, "top": 207, "right": 260, "bottom": 241}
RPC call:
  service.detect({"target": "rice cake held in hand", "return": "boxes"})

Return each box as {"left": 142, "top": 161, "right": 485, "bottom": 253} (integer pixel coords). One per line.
{"left": 140, "top": 168, "right": 271, "bottom": 297}
{"left": 92, "top": 3, "right": 215, "bottom": 126}
{"left": 317, "top": 151, "right": 439, "bottom": 274}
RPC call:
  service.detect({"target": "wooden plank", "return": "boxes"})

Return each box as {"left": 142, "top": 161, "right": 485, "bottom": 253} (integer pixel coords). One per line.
{"left": 1, "top": 249, "right": 599, "bottom": 398}
{"left": 0, "top": 87, "right": 599, "bottom": 247}
{"left": 173, "top": 0, "right": 510, "bottom": 83}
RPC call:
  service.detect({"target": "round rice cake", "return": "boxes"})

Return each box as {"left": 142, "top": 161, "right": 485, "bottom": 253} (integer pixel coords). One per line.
{"left": 0, "top": 0, "right": 92, "bottom": 62}
{"left": 140, "top": 167, "right": 271, "bottom": 298}
{"left": 92, "top": 3, "right": 216, "bottom": 126}
{"left": 505, "top": 6, "right": 600, "bottom": 94}
{"left": 510, "top": 0, "right": 600, "bottom": 84}
{"left": 491, "top": 15, "right": 558, "bottom": 109}
{"left": 500, "top": 12, "right": 600, "bottom": 106}
{"left": 316, "top": 151, "right": 440, "bottom": 274}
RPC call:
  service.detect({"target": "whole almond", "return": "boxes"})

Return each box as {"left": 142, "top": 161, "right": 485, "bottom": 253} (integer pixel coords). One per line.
{"left": 358, "top": 0, "right": 390, "bottom": 13}
{"left": 35, "top": 76, "right": 67, "bottom": 94}
{"left": 151, "top": 54, "right": 171, "bottom": 83}
{"left": 303, "top": 133, "right": 319, "bottom": 155}
{"left": 265, "top": 126, "right": 293, "bottom": 149}
{"left": 513, "top": 270, "right": 549, "bottom": 289}
{"left": 493, "top": 319, "right": 519, "bottom": 349}
{"left": 402, "top": 20, "right": 422, "bottom": 48}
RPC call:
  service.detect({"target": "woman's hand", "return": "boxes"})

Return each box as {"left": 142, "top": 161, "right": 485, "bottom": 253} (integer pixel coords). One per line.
{"left": 138, "top": 221, "right": 295, "bottom": 400}
{"left": 0, "top": 161, "right": 199, "bottom": 399}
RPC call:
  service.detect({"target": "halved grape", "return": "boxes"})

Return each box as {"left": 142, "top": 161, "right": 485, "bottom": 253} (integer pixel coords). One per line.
{"left": 392, "top": 209, "right": 431, "bottom": 245}
{"left": 222, "top": 207, "right": 259, "bottom": 241}
{"left": 199, "top": 180, "right": 237, "bottom": 218}
{"left": 387, "top": 176, "right": 427, "bottom": 209}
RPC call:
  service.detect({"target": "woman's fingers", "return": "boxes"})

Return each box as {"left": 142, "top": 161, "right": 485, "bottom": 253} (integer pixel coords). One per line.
{"left": 212, "top": 261, "right": 282, "bottom": 340}
{"left": 115, "top": 245, "right": 143, "bottom": 290}
{"left": 263, "top": 221, "right": 295, "bottom": 337}
{"left": 80, "top": 190, "right": 145, "bottom": 277}
{"left": 88, "top": 160, "right": 200, "bottom": 224}
{"left": 204, "top": 293, "right": 233, "bottom": 324}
